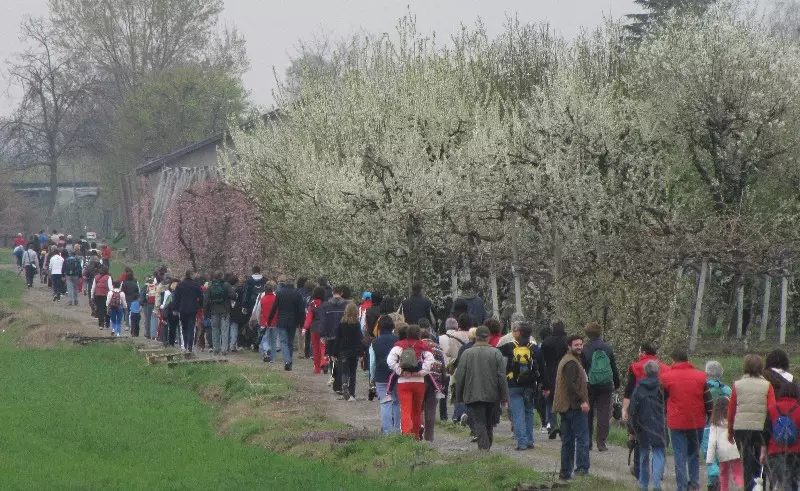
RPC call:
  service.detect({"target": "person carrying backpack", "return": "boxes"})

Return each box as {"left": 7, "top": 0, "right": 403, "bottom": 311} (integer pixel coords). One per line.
{"left": 763, "top": 383, "right": 800, "bottom": 490}
{"left": 499, "top": 322, "right": 544, "bottom": 450}
{"left": 581, "top": 322, "right": 620, "bottom": 452}
{"left": 702, "top": 361, "right": 732, "bottom": 490}
{"left": 706, "top": 397, "right": 742, "bottom": 491}
{"left": 388, "top": 324, "right": 436, "bottom": 439}
{"left": 63, "top": 251, "right": 83, "bottom": 306}
{"left": 627, "top": 360, "right": 668, "bottom": 491}
{"left": 106, "top": 281, "right": 128, "bottom": 337}
{"left": 204, "top": 271, "right": 237, "bottom": 355}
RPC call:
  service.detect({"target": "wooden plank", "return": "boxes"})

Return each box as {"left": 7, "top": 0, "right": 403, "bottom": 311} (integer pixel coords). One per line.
{"left": 167, "top": 359, "right": 229, "bottom": 368}
{"left": 147, "top": 352, "right": 194, "bottom": 364}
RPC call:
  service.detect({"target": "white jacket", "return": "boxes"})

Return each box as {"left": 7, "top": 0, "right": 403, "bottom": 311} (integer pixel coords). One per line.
{"left": 706, "top": 423, "right": 741, "bottom": 464}
{"left": 106, "top": 289, "right": 128, "bottom": 310}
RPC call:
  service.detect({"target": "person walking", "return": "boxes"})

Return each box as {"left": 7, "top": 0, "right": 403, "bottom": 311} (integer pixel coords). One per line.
{"left": 452, "top": 281, "right": 487, "bottom": 325}
{"left": 553, "top": 334, "right": 591, "bottom": 481}
{"left": 763, "top": 349, "right": 799, "bottom": 400}
{"left": 541, "top": 319, "right": 569, "bottom": 439}
{"left": 420, "top": 325, "right": 446, "bottom": 442}
{"left": 370, "top": 316, "right": 401, "bottom": 434}
{"left": 388, "top": 324, "right": 435, "bottom": 439}
{"left": 581, "top": 322, "right": 620, "bottom": 452}
{"left": 627, "top": 360, "right": 668, "bottom": 491}
{"left": 129, "top": 295, "right": 141, "bottom": 337}
{"left": 623, "top": 342, "right": 672, "bottom": 480}
{"left": 304, "top": 287, "right": 327, "bottom": 374}
{"left": 706, "top": 397, "right": 743, "bottom": 491}
{"left": 498, "top": 322, "right": 543, "bottom": 451}
{"left": 320, "top": 286, "right": 349, "bottom": 386}
{"left": 62, "top": 251, "right": 82, "bottom": 306}
{"left": 727, "top": 354, "right": 775, "bottom": 491}
{"left": 120, "top": 271, "right": 140, "bottom": 329}
{"left": 763, "top": 383, "right": 800, "bottom": 490}
{"left": 141, "top": 272, "right": 158, "bottom": 339}
{"left": 330, "top": 303, "right": 363, "bottom": 401}
{"left": 257, "top": 281, "right": 278, "bottom": 361}
{"left": 21, "top": 242, "right": 38, "bottom": 288}
{"left": 701, "top": 361, "right": 732, "bottom": 490}
{"left": 49, "top": 249, "right": 65, "bottom": 302}
{"left": 106, "top": 281, "right": 127, "bottom": 337}
{"left": 204, "top": 271, "right": 237, "bottom": 355}
{"left": 453, "top": 325, "right": 508, "bottom": 450}
{"left": 172, "top": 271, "right": 204, "bottom": 353}
{"left": 660, "top": 347, "right": 713, "bottom": 491}
{"left": 91, "top": 266, "right": 112, "bottom": 329}
{"left": 267, "top": 276, "right": 306, "bottom": 371}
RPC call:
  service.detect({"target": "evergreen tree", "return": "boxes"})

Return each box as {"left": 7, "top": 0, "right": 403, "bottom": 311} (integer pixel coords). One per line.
{"left": 625, "top": 0, "right": 717, "bottom": 40}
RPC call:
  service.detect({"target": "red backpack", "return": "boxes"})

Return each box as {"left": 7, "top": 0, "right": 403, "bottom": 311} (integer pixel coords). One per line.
{"left": 109, "top": 291, "right": 122, "bottom": 309}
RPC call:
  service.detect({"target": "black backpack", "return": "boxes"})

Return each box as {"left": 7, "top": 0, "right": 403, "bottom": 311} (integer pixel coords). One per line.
{"left": 245, "top": 278, "right": 266, "bottom": 310}
{"left": 322, "top": 300, "right": 348, "bottom": 338}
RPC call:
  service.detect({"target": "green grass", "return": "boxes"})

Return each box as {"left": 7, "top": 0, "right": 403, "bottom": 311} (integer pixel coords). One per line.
{"left": 0, "top": 268, "right": 25, "bottom": 309}
{"left": 109, "top": 261, "right": 162, "bottom": 282}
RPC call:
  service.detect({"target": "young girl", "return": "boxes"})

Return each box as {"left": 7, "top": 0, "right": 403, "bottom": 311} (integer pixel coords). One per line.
{"left": 106, "top": 281, "right": 128, "bottom": 337}
{"left": 706, "top": 396, "right": 743, "bottom": 491}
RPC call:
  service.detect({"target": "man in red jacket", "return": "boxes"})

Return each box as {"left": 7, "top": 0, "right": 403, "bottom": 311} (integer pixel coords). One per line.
{"left": 659, "top": 347, "right": 712, "bottom": 491}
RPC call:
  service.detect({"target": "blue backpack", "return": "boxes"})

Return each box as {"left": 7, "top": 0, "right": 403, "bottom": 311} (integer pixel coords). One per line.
{"left": 772, "top": 404, "right": 800, "bottom": 446}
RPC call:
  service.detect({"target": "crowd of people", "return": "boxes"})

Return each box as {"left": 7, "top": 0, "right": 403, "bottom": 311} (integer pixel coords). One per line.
{"left": 11, "top": 233, "right": 800, "bottom": 489}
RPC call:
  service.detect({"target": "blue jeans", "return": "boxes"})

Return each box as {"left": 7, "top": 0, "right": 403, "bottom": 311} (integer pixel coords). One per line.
{"left": 509, "top": 387, "right": 535, "bottom": 449}
{"left": 271, "top": 327, "right": 291, "bottom": 364}
{"left": 230, "top": 321, "right": 239, "bottom": 350}
{"left": 65, "top": 275, "right": 80, "bottom": 305}
{"left": 259, "top": 327, "right": 271, "bottom": 355}
{"left": 546, "top": 392, "right": 558, "bottom": 429}
{"left": 375, "top": 382, "right": 401, "bottom": 434}
{"left": 453, "top": 403, "right": 468, "bottom": 423}
{"left": 149, "top": 311, "right": 158, "bottom": 338}
{"left": 670, "top": 428, "right": 703, "bottom": 491}
{"left": 109, "top": 308, "right": 123, "bottom": 335}
{"left": 560, "top": 409, "right": 590, "bottom": 478}
{"left": 639, "top": 445, "right": 665, "bottom": 490}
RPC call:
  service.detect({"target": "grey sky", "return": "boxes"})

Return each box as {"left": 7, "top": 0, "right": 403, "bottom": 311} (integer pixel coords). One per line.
{"left": 1, "top": 0, "right": 640, "bottom": 112}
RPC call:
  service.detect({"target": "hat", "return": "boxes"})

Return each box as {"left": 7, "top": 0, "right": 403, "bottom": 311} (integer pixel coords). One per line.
{"left": 362, "top": 291, "right": 372, "bottom": 300}
{"left": 475, "top": 325, "right": 490, "bottom": 341}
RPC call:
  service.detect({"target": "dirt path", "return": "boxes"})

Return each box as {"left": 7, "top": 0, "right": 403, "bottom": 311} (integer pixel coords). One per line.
{"left": 16, "top": 269, "right": 701, "bottom": 490}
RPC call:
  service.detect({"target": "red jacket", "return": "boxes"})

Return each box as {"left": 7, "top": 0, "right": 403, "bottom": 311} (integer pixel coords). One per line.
{"left": 631, "top": 354, "right": 671, "bottom": 384}
{"left": 259, "top": 292, "right": 277, "bottom": 327}
{"left": 766, "top": 397, "right": 800, "bottom": 455}
{"left": 659, "top": 361, "right": 709, "bottom": 430}
{"left": 304, "top": 299, "right": 322, "bottom": 331}
{"left": 13, "top": 237, "right": 26, "bottom": 247}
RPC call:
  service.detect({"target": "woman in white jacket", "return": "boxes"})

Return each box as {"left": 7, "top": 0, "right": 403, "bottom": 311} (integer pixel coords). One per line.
{"left": 387, "top": 324, "right": 434, "bottom": 439}
{"left": 706, "top": 396, "right": 742, "bottom": 491}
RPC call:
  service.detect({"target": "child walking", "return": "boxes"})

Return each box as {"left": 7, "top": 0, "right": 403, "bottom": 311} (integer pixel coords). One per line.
{"left": 107, "top": 281, "right": 128, "bottom": 337}
{"left": 706, "top": 396, "right": 743, "bottom": 491}
{"left": 129, "top": 295, "right": 141, "bottom": 337}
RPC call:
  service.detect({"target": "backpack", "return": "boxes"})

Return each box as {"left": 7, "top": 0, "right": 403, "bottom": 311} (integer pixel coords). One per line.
{"left": 64, "top": 257, "right": 80, "bottom": 276}
{"left": 707, "top": 382, "right": 729, "bottom": 403}
{"left": 322, "top": 300, "right": 348, "bottom": 338}
{"left": 588, "top": 349, "right": 614, "bottom": 386}
{"left": 509, "top": 341, "right": 539, "bottom": 385}
{"left": 245, "top": 278, "right": 267, "bottom": 310}
{"left": 772, "top": 404, "right": 800, "bottom": 446}
{"left": 109, "top": 291, "right": 122, "bottom": 309}
{"left": 146, "top": 282, "right": 157, "bottom": 304}
{"left": 399, "top": 343, "right": 420, "bottom": 371}
{"left": 209, "top": 280, "right": 227, "bottom": 304}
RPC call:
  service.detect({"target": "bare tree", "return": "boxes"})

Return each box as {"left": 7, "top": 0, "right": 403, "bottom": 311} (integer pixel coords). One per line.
{"left": 1, "top": 17, "right": 95, "bottom": 216}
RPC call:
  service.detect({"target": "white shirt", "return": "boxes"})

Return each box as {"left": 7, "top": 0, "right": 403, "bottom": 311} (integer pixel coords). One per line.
{"left": 106, "top": 289, "right": 128, "bottom": 310}
{"left": 49, "top": 255, "right": 64, "bottom": 275}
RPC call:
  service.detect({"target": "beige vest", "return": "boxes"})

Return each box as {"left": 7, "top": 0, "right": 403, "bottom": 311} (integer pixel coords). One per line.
{"left": 733, "top": 376, "right": 770, "bottom": 431}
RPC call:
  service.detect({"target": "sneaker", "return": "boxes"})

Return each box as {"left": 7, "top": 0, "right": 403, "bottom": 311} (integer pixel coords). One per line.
{"left": 527, "top": 443, "right": 535, "bottom": 449}
{"left": 336, "top": 395, "right": 347, "bottom": 400}
{"left": 347, "top": 396, "right": 357, "bottom": 403}
{"left": 284, "top": 363, "right": 292, "bottom": 371}
{"left": 380, "top": 394, "right": 394, "bottom": 404}
{"left": 548, "top": 428, "right": 560, "bottom": 440}
{"left": 460, "top": 414, "right": 469, "bottom": 426}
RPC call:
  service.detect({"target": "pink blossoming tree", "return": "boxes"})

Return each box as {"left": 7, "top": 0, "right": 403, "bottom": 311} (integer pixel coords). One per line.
{"left": 161, "top": 180, "right": 263, "bottom": 277}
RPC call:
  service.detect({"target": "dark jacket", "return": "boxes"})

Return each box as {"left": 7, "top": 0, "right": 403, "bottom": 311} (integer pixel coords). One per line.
{"left": 331, "top": 322, "right": 363, "bottom": 358}
{"left": 321, "top": 297, "right": 349, "bottom": 339}
{"left": 453, "top": 294, "right": 487, "bottom": 325}
{"left": 121, "top": 278, "right": 140, "bottom": 300}
{"left": 763, "top": 368, "right": 800, "bottom": 401}
{"left": 230, "top": 284, "right": 248, "bottom": 325}
{"left": 267, "top": 284, "right": 305, "bottom": 330}
{"left": 627, "top": 377, "right": 668, "bottom": 447}
{"left": 540, "top": 331, "right": 568, "bottom": 391}
{"left": 242, "top": 275, "right": 267, "bottom": 313}
{"left": 203, "top": 280, "right": 237, "bottom": 315}
{"left": 172, "top": 279, "right": 204, "bottom": 315}
{"left": 498, "top": 340, "right": 544, "bottom": 389}
{"left": 364, "top": 305, "right": 381, "bottom": 336}
{"left": 454, "top": 342, "right": 508, "bottom": 405}
{"left": 581, "top": 338, "right": 620, "bottom": 391}
{"left": 371, "top": 333, "right": 398, "bottom": 384}
{"left": 401, "top": 294, "right": 435, "bottom": 324}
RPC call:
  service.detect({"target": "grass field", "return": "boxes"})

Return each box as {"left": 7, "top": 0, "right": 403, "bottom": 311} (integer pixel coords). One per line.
{"left": 109, "top": 261, "right": 162, "bottom": 282}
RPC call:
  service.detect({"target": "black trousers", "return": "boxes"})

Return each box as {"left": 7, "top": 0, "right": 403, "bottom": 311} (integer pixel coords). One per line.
{"left": 339, "top": 354, "right": 358, "bottom": 397}
{"left": 180, "top": 313, "right": 196, "bottom": 351}
{"left": 166, "top": 317, "right": 179, "bottom": 347}
{"left": 468, "top": 401, "right": 500, "bottom": 450}
{"left": 94, "top": 295, "right": 109, "bottom": 328}
{"left": 588, "top": 387, "right": 612, "bottom": 449}
{"left": 130, "top": 313, "right": 141, "bottom": 337}
{"left": 735, "top": 429, "right": 767, "bottom": 491}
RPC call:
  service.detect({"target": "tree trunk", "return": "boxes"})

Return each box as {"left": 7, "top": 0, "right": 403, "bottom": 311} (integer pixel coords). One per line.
{"left": 510, "top": 218, "right": 522, "bottom": 314}
{"left": 48, "top": 162, "right": 59, "bottom": 220}
{"left": 489, "top": 267, "right": 500, "bottom": 320}
{"left": 760, "top": 276, "right": 771, "bottom": 342}
{"left": 552, "top": 227, "right": 563, "bottom": 318}
{"left": 665, "top": 266, "right": 684, "bottom": 332}
{"left": 736, "top": 283, "right": 744, "bottom": 339}
{"left": 780, "top": 275, "right": 788, "bottom": 345}
{"left": 450, "top": 264, "right": 458, "bottom": 302}
{"left": 689, "top": 260, "right": 708, "bottom": 353}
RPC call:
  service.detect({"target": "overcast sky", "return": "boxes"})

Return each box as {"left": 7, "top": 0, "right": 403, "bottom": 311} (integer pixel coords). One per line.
{"left": 0, "top": 0, "right": 640, "bottom": 113}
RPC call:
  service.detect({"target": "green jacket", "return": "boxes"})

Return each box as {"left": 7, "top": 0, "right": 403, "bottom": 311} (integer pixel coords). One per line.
{"left": 454, "top": 342, "right": 509, "bottom": 405}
